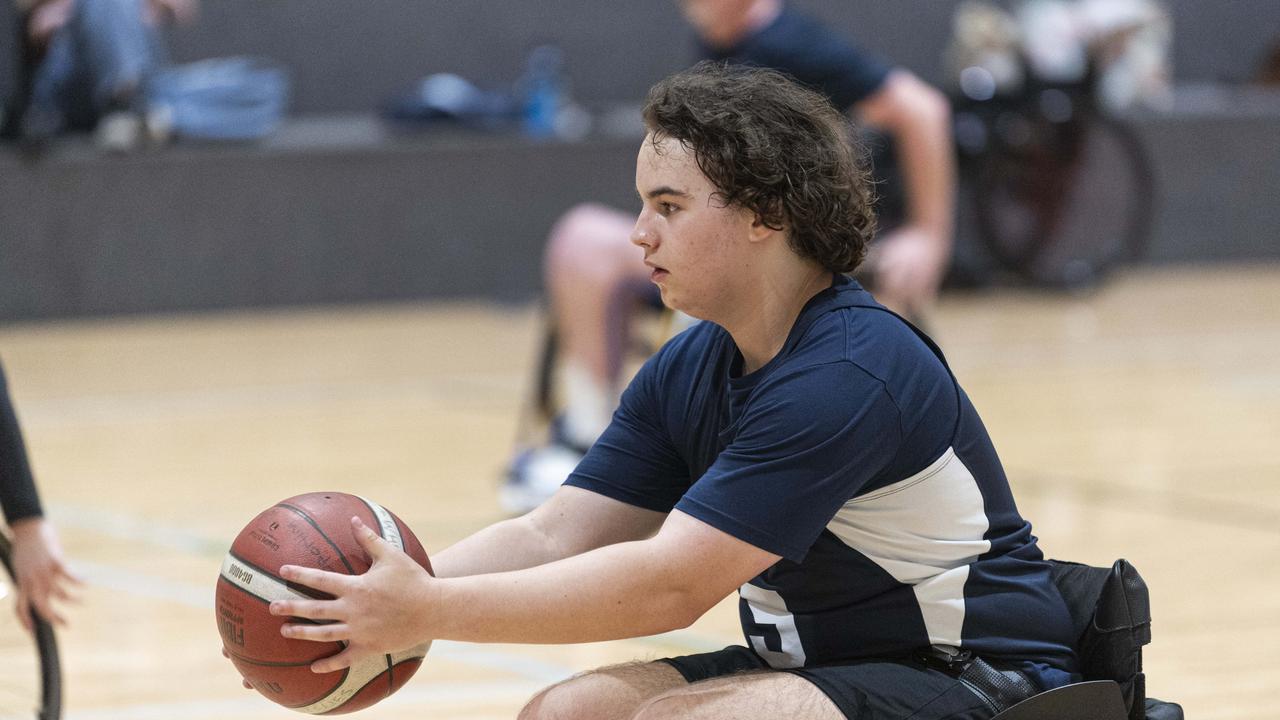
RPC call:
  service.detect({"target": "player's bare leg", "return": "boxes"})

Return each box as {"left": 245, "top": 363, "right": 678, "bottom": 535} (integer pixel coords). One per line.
{"left": 518, "top": 660, "right": 687, "bottom": 720}
{"left": 518, "top": 660, "right": 844, "bottom": 720}
{"left": 630, "top": 670, "right": 843, "bottom": 720}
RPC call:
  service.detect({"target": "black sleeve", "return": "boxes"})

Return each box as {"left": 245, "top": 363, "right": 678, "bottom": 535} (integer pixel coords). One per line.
{"left": 0, "top": 360, "right": 43, "bottom": 524}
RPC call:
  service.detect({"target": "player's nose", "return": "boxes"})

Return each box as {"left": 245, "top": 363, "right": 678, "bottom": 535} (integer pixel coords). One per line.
{"left": 630, "top": 214, "right": 656, "bottom": 249}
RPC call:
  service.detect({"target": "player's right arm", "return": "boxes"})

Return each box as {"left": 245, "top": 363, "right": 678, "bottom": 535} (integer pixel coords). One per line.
{"left": 429, "top": 485, "right": 665, "bottom": 579}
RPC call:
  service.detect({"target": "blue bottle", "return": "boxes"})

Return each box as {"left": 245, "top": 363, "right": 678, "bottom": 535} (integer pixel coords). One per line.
{"left": 522, "top": 45, "right": 565, "bottom": 139}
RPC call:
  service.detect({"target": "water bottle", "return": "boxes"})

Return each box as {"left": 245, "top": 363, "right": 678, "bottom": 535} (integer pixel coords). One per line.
{"left": 521, "top": 45, "right": 565, "bottom": 139}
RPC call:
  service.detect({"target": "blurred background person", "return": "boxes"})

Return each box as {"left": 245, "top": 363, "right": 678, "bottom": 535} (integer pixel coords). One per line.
{"left": 6, "top": 0, "right": 197, "bottom": 151}
{"left": 502, "top": 0, "right": 956, "bottom": 514}
{"left": 0, "top": 359, "right": 79, "bottom": 632}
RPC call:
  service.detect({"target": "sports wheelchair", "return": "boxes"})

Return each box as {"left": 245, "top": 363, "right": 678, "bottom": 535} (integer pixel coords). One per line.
{"left": 991, "top": 559, "right": 1182, "bottom": 720}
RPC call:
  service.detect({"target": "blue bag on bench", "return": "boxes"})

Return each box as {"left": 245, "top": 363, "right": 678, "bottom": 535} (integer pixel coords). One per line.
{"left": 148, "top": 56, "right": 288, "bottom": 141}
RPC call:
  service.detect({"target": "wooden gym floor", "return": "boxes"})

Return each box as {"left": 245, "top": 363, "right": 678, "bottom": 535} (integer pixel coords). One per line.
{"left": 0, "top": 263, "right": 1276, "bottom": 720}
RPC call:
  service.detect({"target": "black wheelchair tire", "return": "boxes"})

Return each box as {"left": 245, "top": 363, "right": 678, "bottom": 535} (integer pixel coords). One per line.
{"left": 0, "top": 531, "right": 62, "bottom": 720}
{"left": 973, "top": 113, "right": 1155, "bottom": 288}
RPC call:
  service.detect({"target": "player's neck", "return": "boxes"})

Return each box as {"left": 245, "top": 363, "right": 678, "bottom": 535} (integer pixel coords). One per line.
{"left": 723, "top": 261, "right": 832, "bottom": 376}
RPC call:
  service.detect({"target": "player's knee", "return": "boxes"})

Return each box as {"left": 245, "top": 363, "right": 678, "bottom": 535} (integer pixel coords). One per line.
{"left": 629, "top": 690, "right": 702, "bottom": 720}
{"left": 516, "top": 684, "right": 572, "bottom": 720}
{"left": 517, "top": 675, "right": 615, "bottom": 720}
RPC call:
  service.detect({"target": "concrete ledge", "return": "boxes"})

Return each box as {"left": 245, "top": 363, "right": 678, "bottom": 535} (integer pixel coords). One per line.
{"left": 2, "top": 103, "right": 1279, "bottom": 321}
{"left": 0, "top": 117, "right": 643, "bottom": 320}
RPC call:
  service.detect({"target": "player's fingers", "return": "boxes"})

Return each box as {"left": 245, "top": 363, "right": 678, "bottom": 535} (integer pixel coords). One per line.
{"left": 269, "top": 598, "right": 341, "bottom": 621}
{"left": 53, "top": 559, "right": 86, "bottom": 586}
{"left": 311, "top": 646, "right": 360, "bottom": 674}
{"left": 15, "top": 591, "right": 33, "bottom": 634}
{"left": 279, "top": 564, "right": 349, "bottom": 594}
{"left": 31, "top": 591, "right": 67, "bottom": 627}
{"left": 49, "top": 580, "right": 77, "bottom": 604}
{"left": 281, "top": 621, "right": 349, "bottom": 643}
{"left": 350, "top": 516, "right": 392, "bottom": 560}
{"left": 220, "top": 648, "right": 257, "bottom": 690}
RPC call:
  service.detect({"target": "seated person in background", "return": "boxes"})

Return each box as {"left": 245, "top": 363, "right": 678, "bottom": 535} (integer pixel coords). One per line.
{"left": 8, "top": 0, "right": 196, "bottom": 149}
{"left": 0, "top": 359, "right": 79, "bottom": 631}
{"left": 269, "top": 63, "right": 1077, "bottom": 720}
{"left": 503, "top": 0, "right": 955, "bottom": 513}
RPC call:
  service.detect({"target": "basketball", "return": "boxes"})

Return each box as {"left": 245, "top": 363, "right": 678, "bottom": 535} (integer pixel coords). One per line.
{"left": 215, "top": 492, "right": 432, "bottom": 714}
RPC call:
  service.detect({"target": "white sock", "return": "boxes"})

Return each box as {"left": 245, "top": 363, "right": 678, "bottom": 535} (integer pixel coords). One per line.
{"left": 559, "top": 361, "right": 618, "bottom": 449}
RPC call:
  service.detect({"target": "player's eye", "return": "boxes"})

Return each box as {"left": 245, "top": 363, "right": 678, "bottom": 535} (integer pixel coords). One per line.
{"left": 658, "top": 202, "right": 678, "bottom": 216}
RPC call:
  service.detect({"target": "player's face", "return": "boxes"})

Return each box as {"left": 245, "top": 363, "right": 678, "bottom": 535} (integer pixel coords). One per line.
{"left": 675, "top": 0, "right": 752, "bottom": 30}
{"left": 678, "top": 0, "right": 755, "bottom": 35}
{"left": 631, "top": 134, "right": 757, "bottom": 320}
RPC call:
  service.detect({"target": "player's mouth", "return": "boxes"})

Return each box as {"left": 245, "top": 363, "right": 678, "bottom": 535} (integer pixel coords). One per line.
{"left": 645, "top": 261, "right": 668, "bottom": 283}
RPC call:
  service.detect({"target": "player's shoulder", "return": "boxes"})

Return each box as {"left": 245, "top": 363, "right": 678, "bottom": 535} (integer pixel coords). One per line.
{"left": 788, "top": 288, "right": 943, "bottom": 385}
{"left": 759, "top": 7, "right": 860, "bottom": 55}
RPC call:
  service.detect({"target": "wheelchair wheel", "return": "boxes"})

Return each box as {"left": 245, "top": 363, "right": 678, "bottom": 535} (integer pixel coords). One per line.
{"left": 974, "top": 112, "right": 1154, "bottom": 288}
{"left": 0, "top": 531, "right": 61, "bottom": 720}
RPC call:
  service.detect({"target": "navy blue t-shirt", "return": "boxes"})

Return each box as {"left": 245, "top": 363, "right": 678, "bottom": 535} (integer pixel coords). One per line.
{"left": 566, "top": 276, "right": 1078, "bottom": 689}
{"left": 699, "top": 6, "right": 892, "bottom": 111}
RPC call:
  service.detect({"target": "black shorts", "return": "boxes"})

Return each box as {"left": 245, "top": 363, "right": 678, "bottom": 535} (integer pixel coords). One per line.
{"left": 661, "top": 646, "right": 994, "bottom": 720}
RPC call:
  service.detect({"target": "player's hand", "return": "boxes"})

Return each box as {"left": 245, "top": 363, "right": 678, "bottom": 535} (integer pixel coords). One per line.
{"left": 270, "top": 516, "right": 436, "bottom": 673}
{"left": 220, "top": 647, "right": 255, "bottom": 689}
{"left": 25, "top": 0, "right": 73, "bottom": 46}
{"left": 868, "top": 225, "right": 949, "bottom": 320}
{"left": 8, "top": 516, "right": 82, "bottom": 633}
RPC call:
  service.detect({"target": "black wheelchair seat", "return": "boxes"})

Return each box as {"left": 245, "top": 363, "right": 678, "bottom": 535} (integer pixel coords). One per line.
{"left": 990, "top": 559, "right": 1184, "bottom": 720}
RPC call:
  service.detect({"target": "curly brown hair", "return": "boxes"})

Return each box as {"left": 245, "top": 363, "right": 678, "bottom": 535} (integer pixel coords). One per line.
{"left": 642, "top": 61, "right": 877, "bottom": 273}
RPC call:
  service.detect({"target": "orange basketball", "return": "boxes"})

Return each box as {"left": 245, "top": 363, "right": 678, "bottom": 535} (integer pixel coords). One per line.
{"left": 216, "top": 492, "right": 432, "bottom": 714}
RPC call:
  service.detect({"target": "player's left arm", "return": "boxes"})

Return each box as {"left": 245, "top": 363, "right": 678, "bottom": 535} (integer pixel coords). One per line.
{"left": 272, "top": 509, "right": 778, "bottom": 672}
{"left": 855, "top": 69, "right": 956, "bottom": 315}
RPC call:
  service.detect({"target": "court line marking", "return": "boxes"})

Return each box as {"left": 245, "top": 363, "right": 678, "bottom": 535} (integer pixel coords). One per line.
{"left": 15, "top": 373, "right": 523, "bottom": 430}
{"left": 1009, "top": 470, "right": 1280, "bottom": 535}
{"left": 55, "top": 500, "right": 727, "bottom": 692}
{"left": 63, "top": 680, "right": 547, "bottom": 720}
{"left": 51, "top": 500, "right": 737, "bottom": 653}
{"left": 70, "top": 558, "right": 576, "bottom": 685}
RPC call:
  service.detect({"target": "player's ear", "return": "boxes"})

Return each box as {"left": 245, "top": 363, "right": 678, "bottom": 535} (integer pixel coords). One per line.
{"left": 748, "top": 208, "right": 784, "bottom": 244}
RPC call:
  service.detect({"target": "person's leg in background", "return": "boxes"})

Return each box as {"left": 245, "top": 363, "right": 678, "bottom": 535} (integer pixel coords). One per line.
{"left": 544, "top": 203, "right": 653, "bottom": 451}
{"left": 21, "top": 1, "right": 81, "bottom": 139}
{"left": 501, "top": 203, "right": 653, "bottom": 514}
{"left": 72, "top": 0, "right": 166, "bottom": 147}
{"left": 23, "top": 0, "right": 167, "bottom": 145}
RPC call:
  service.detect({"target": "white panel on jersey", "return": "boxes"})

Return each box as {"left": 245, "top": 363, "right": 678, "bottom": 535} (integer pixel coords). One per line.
{"left": 912, "top": 565, "right": 971, "bottom": 646}
{"left": 739, "top": 583, "right": 806, "bottom": 669}
{"left": 825, "top": 447, "right": 990, "bottom": 647}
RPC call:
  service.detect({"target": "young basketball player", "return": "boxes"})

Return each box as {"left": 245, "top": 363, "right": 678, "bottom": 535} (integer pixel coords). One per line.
{"left": 269, "top": 63, "right": 1077, "bottom": 719}
{"left": 503, "top": 0, "right": 956, "bottom": 513}
{"left": 0, "top": 360, "right": 78, "bottom": 631}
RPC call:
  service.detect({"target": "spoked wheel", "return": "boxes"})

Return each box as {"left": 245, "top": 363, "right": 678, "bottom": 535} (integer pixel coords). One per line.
{"left": 0, "top": 532, "right": 61, "bottom": 720}
{"left": 975, "top": 112, "right": 1154, "bottom": 288}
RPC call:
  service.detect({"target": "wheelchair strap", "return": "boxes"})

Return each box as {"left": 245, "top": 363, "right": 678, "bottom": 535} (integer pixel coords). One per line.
{"left": 959, "top": 657, "right": 1041, "bottom": 714}
{"left": 914, "top": 647, "right": 1040, "bottom": 714}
